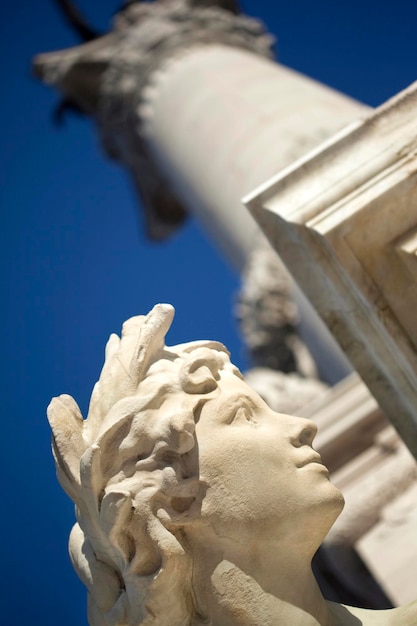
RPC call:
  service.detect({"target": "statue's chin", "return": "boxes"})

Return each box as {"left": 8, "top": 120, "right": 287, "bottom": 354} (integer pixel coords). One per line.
{"left": 318, "top": 483, "right": 346, "bottom": 540}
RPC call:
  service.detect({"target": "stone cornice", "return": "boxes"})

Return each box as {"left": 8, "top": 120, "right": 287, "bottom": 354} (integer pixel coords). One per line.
{"left": 245, "top": 81, "right": 417, "bottom": 460}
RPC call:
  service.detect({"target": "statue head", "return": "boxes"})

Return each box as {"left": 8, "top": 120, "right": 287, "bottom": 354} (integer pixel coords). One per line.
{"left": 48, "top": 304, "right": 343, "bottom": 625}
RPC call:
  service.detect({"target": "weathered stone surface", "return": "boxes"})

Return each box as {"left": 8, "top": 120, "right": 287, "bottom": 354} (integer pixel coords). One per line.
{"left": 246, "top": 81, "right": 417, "bottom": 460}
{"left": 34, "top": 0, "right": 366, "bottom": 383}
{"left": 33, "top": 0, "right": 273, "bottom": 240}
{"left": 48, "top": 304, "right": 417, "bottom": 624}
{"left": 358, "top": 483, "right": 417, "bottom": 605}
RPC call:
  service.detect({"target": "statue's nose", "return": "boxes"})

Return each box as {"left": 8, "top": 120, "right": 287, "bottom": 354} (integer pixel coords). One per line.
{"left": 290, "top": 417, "right": 318, "bottom": 447}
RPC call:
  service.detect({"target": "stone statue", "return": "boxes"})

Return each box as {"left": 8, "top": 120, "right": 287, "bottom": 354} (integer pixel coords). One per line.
{"left": 47, "top": 304, "right": 417, "bottom": 625}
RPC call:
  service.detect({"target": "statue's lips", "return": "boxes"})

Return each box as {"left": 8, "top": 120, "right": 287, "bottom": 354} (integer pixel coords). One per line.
{"left": 297, "top": 453, "right": 329, "bottom": 472}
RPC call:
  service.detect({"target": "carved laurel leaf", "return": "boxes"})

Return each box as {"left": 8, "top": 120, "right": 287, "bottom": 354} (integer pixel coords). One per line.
{"left": 84, "top": 305, "right": 175, "bottom": 441}
{"left": 69, "top": 523, "right": 121, "bottom": 613}
{"left": 128, "top": 303, "right": 175, "bottom": 390}
{"left": 47, "top": 394, "right": 85, "bottom": 501}
{"left": 100, "top": 490, "right": 135, "bottom": 564}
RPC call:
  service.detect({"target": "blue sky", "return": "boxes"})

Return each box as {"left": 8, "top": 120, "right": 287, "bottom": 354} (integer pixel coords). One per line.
{"left": 2, "top": 1, "right": 417, "bottom": 624}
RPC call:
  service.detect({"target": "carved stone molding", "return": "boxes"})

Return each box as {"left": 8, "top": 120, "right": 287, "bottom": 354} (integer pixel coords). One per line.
{"left": 357, "top": 482, "right": 417, "bottom": 605}
{"left": 245, "top": 81, "right": 417, "bottom": 459}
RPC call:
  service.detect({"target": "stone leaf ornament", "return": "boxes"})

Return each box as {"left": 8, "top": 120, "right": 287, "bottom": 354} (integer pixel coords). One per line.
{"left": 48, "top": 304, "right": 417, "bottom": 625}
{"left": 48, "top": 304, "right": 239, "bottom": 625}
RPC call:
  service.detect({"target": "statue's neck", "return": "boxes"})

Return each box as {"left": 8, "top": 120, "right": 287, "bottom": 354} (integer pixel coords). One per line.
{"left": 188, "top": 536, "right": 337, "bottom": 626}
{"left": 206, "top": 562, "right": 335, "bottom": 626}
{"left": 189, "top": 542, "right": 409, "bottom": 625}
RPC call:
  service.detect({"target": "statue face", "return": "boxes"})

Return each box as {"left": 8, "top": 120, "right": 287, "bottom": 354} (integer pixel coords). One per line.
{"left": 194, "top": 373, "right": 344, "bottom": 547}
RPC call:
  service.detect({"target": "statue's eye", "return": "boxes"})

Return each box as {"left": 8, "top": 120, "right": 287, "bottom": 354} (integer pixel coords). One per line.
{"left": 233, "top": 404, "right": 256, "bottom": 424}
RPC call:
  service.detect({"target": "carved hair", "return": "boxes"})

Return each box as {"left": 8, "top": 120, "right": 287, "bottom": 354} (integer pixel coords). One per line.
{"left": 47, "top": 304, "right": 241, "bottom": 625}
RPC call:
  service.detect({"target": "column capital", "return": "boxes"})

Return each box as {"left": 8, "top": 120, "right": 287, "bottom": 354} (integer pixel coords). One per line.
{"left": 33, "top": 1, "right": 274, "bottom": 239}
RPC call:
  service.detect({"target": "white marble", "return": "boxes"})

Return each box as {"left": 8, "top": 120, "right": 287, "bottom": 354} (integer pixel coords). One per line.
{"left": 358, "top": 483, "right": 417, "bottom": 605}
{"left": 48, "top": 304, "right": 417, "bottom": 625}
{"left": 246, "top": 81, "right": 417, "bottom": 460}
{"left": 34, "top": 1, "right": 368, "bottom": 384}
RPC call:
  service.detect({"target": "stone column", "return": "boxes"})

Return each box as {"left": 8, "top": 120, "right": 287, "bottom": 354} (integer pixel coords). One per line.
{"left": 34, "top": 0, "right": 369, "bottom": 381}
{"left": 137, "top": 43, "right": 367, "bottom": 269}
